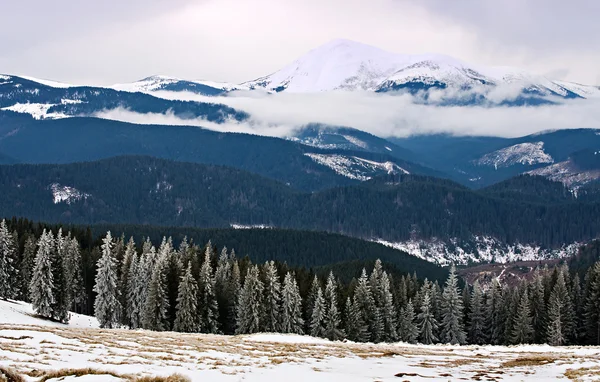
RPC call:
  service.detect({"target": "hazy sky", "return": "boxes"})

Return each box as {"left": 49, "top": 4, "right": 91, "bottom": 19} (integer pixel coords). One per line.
{"left": 1, "top": 0, "right": 599, "bottom": 85}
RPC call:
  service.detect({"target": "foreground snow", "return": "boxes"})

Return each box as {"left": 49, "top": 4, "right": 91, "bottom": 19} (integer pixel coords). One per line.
{"left": 2, "top": 300, "right": 600, "bottom": 381}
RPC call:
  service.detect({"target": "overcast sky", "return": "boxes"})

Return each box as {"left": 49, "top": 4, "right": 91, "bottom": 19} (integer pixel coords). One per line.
{"left": 1, "top": 0, "right": 599, "bottom": 86}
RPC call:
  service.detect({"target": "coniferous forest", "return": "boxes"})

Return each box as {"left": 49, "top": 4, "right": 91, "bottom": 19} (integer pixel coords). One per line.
{"left": 3, "top": 218, "right": 600, "bottom": 346}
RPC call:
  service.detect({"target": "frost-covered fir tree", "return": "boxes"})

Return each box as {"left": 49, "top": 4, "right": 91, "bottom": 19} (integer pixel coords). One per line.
{"left": 398, "top": 299, "right": 419, "bottom": 343}
{"left": 119, "top": 237, "right": 136, "bottom": 325}
{"left": 20, "top": 236, "right": 37, "bottom": 302}
{"left": 174, "top": 263, "right": 199, "bottom": 333}
{"left": 66, "top": 236, "right": 85, "bottom": 312}
{"left": 143, "top": 254, "right": 170, "bottom": 331}
{"left": 281, "top": 272, "right": 304, "bottom": 334}
{"left": 236, "top": 265, "right": 264, "bottom": 334}
{"left": 262, "top": 261, "right": 282, "bottom": 332}
{"left": 323, "top": 272, "right": 344, "bottom": 341}
{"left": 486, "top": 278, "right": 505, "bottom": 345}
{"left": 198, "top": 245, "right": 219, "bottom": 333}
{"left": 530, "top": 270, "right": 546, "bottom": 343}
{"left": 29, "top": 230, "right": 55, "bottom": 318}
{"left": 229, "top": 258, "right": 241, "bottom": 333}
{"left": 546, "top": 291, "right": 565, "bottom": 346}
{"left": 51, "top": 229, "right": 69, "bottom": 323}
{"left": 93, "top": 232, "right": 121, "bottom": 328}
{"left": 0, "top": 219, "right": 16, "bottom": 300}
{"left": 368, "top": 260, "right": 385, "bottom": 342}
{"left": 511, "top": 289, "right": 533, "bottom": 344}
{"left": 584, "top": 263, "right": 600, "bottom": 344}
{"left": 440, "top": 264, "right": 466, "bottom": 344}
{"left": 126, "top": 250, "right": 141, "bottom": 329}
{"left": 353, "top": 268, "right": 380, "bottom": 342}
{"left": 345, "top": 296, "right": 369, "bottom": 342}
{"left": 468, "top": 280, "right": 486, "bottom": 345}
{"left": 380, "top": 271, "right": 398, "bottom": 342}
{"left": 306, "top": 275, "right": 320, "bottom": 329}
{"left": 418, "top": 291, "right": 438, "bottom": 344}
{"left": 215, "top": 247, "right": 232, "bottom": 332}
{"left": 310, "top": 285, "right": 326, "bottom": 337}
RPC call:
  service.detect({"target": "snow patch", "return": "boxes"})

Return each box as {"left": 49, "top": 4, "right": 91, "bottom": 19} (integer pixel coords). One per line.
{"left": 0, "top": 299, "right": 98, "bottom": 328}
{"left": 1, "top": 103, "right": 69, "bottom": 120}
{"left": 475, "top": 142, "right": 553, "bottom": 169}
{"left": 18, "top": 75, "right": 74, "bottom": 88}
{"left": 341, "top": 134, "right": 368, "bottom": 149}
{"left": 305, "top": 153, "right": 408, "bottom": 181}
{"left": 527, "top": 160, "right": 600, "bottom": 189}
{"left": 230, "top": 224, "right": 273, "bottom": 230}
{"left": 244, "top": 333, "right": 331, "bottom": 344}
{"left": 49, "top": 183, "right": 90, "bottom": 205}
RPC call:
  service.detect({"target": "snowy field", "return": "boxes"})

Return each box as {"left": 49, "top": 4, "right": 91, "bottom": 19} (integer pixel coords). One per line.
{"left": 2, "top": 300, "right": 600, "bottom": 381}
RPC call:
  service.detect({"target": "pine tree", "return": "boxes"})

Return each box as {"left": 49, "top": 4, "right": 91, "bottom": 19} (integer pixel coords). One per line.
{"left": 29, "top": 230, "right": 54, "bottom": 319}
{"left": 215, "top": 247, "right": 233, "bottom": 333}
{"left": 468, "top": 280, "right": 486, "bottom": 345}
{"left": 310, "top": 286, "right": 326, "bottom": 337}
{"left": 511, "top": 289, "right": 533, "bottom": 344}
{"left": 262, "top": 260, "right": 282, "bottom": 332}
{"left": 530, "top": 270, "right": 546, "bottom": 343}
{"left": 198, "top": 246, "right": 219, "bottom": 333}
{"left": 418, "top": 291, "right": 438, "bottom": 344}
{"left": 398, "top": 300, "right": 419, "bottom": 343}
{"left": 93, "top": 232, "right": 121, "bottom": 328}
{"left": 345, "top": 296, "right": 369, "bottom": 342}
{"left": 380, "top": 271, "right": 398, "bottom": 342}
{"left": 572, "top": 273, "right": 585, "bottom": 344}
{"left": 323, "top": 272, "right": 344, "bottom": 341}
{"left": 174, "top": 263, "right": 199, "bottom": 333}
{"left": 119, "top": 237, "right": 136, "bottom": 326}
{"left": 126, "top": 250, "right": 141, "bottom": 329}
{"left": 281, "top": 272, "right": 304, "bottom": 334}
{"left": 229, "top": 258, "right": 241, "bottom": 333}
{"left": 0, "top": 219, "right": 16, "bottom": 300}
{"left": 143, "top": 254, "right": 170, "bottom": 331}
{"left": 51, "top": 229, "right": 69, "bottom": 323}
{"left": 353, "top": 268, "right": 379, "bottom": 342}
{"left": 20, "top": 236, "right": 37, "bottom": 302}
{"left": 368, "top": 260, "right": 385, "bottom": 342}
{"left": 486, "top": 278, "right": 504, "bottom": 345}
{"left": 547, "top": 291, "right": 565, "bottom": 346}
{"left": 306, "top": 275, "right": 320, "bottom": 330}
{"left": 440, "top": 264, "right": 466, "bottom": 344}
{"left": 236, "top": 265, "right": 264, "bottom": 334}
{"left": 584, "top": 263, "right": 600, "bottom": 344}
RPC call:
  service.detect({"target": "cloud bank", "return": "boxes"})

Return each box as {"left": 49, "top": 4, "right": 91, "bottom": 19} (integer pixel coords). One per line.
{"left": 95, "top": 89, "right": 600, "bottom": 139}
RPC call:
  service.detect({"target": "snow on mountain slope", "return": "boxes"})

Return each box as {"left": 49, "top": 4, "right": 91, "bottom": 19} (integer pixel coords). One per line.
{"left": 0, "top": 299, "right": 98, "bottom": 328}
{"left": 474, "top": 142, "right": 554, "bottom": 169}
{"left": 527, "top": 160, "right": 600, "bottom": 189}
{"left": 375, "top": 236, "right": 580, "bottom": 266}
{"left": 243, "top": 39, "right": 596, "bottom": 100}
{"left": 1, "top": 103, "right": 68, "bottom": 119}
{"left": 111, "top": 75, "right": 247, "bottom": 93}
{"left": 304, "top": 153, "right": 408, "bottom": 180}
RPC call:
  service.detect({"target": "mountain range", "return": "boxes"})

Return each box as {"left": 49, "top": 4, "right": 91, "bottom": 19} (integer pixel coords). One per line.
{"left": 1, "top": 39, "right": 600, "bottom": 266}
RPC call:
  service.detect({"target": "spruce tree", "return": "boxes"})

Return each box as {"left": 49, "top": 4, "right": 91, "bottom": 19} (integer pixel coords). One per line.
{"left": 584, "top": 263, "right": 600, "bottom": 344}
{"left": 198, "top": 246, "right": 219, "bottom": 334}
{"left": 440, "top": 264, "right": 466, "bottom": 344}
{"left": 51, "top": 229, "right": 69, "bottom": 323}
{"left": 174, "top": 263, "right": 199, "bottom": 333}
{"left": 29, "top": 230, "right": 54, "bottom": 319}
{"left": 345, "top": 296, "right": 369, "bottom": 342}
{"left": 306, "top": 275, "right": 320, "bottom": 330}
{"left": 353, "top": 268, "right": 379, "bottom": 342}
{"left": 262, "top": 260, "right": 282, "bottom": 332}
{"left": 530, "top": 270, "right": 546, "bottom": 343}
{"left": 143, "top": 254, "right": 170, "bottom": 331}
{"left": 20, "top": 236, "right": 37, "bottom": 302}
{"left": 215, "top": 247, "right": 233, "bottom": 333}
{"left": 486, "top": 278, "right": 504, "bottom": 345}
{"left": 93, "top": 232, "right": 121, "bottom": 328}
{"left": 398, "top": 299, "right": 419, "bottom": 343}
{"left": 368, "top": 260, "right": 385, "bottom": 342}
{"left": 380, "top": 271, "right": 398, "bottom": 342}
{"left": 310, "top": 285, "right": 326, "bottom": 337}
{"left": 547, "top": 291, "right": 565, "bottom": 346}
{"left": 323, "top": 272, "right": 344, "bottom": 341}
{"left": 511, "top": 289, "right": 533, "bottom": 344}
{"left": 236, "top": 265, "right": 263, "bottom": 334}
{"left": 229, "top": 258, "right": 242, "bottom": 334}
{"left": 468, "top": 280, "right": 486, "bottom": 345}
{"left": 126, "top": 251, "right": 141, "bottom": 329}
{"left": 418, "top": 291, "right": 438, "bottom": 344}
{"left": 119, "top": 237, "right": 136, "bottom": 326}
{"left": 281, "top": 272, "right": 304, "bottom": 334}
{"left": 0, "top": 219, "right": 16, "bottom": 300}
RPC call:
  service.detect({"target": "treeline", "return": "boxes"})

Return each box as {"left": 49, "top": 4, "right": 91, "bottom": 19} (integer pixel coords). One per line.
{"left": 4, "top": 219, "right": 600, "bottom": 345}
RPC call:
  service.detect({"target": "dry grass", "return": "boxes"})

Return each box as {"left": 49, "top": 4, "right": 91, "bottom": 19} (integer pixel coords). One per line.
{"left": 501, "top": 355, "right": 556, "bottom": 368}
{"left": 0, "top": 366, "right": 26, "bottom": 382}
{"left": 133, "top": 374, "right": 191, "bottom": 382}
{"left": 564, "top": 366, "right": 600, "bottom": 381}
{"left": 37, "top": 368, "right": 128, "bottom": 382}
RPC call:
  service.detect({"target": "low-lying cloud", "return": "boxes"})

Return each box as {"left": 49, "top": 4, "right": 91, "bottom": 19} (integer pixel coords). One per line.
{"left": 95, "top": 89, "right": 600, "bottom": 139}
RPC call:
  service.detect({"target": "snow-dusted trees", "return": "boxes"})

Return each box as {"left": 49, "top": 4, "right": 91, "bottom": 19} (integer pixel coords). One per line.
{"left": 119, "top": 237, "right": 136, "bottom": 325}
{"left": 174, "top": 263, "right": 199, "bottom": 333}
{"left": 143, "top": 250, "right": 169, "bottom": 331}
{"left": 511, "top": 289, "right": 533, "bottom": 344}
{"left": 418, "top": 291, "right": 438, "bottom": 344}
{"left": 309, "top": 285, "right": 325, "bottom": 337}
{"left": 352, "top": 268, "right": 380, "bottom": 342}
{"left": 29, "top": 229, "right": 54, "bottom": 319}
{"left": 281, "top": 272, "right": 304, "bottom": 334}
{"left": 379, "top": 271, "right": 398, "bottom": 342}
{"left": 0, "top": 219, "right": 16, "bottom": 300}
{"left": 546, "top": 270, "right": 573, "bottom": 345}
{"left": 468, "top": 280, "right": 486, "bottom": 345}
{"left": 236, "top": 265, "right": 264, "bottom": 334}
{"left": 198, "top": 245, "right": 219, "bottom": 333}
{"left": 262, "top": 260, "right": 282, "bottom": 333}
{"left": 440, "top": 265, "right": 466, "bottom": 345}
{"left": 20, "top": 236, "right": 37, "bottom": 301}
{"left": 93, "top": 232, "right": 121, "bottom": 328}
{"left": 398, "top": 300, "right": 418, "bottom": 343}
{"left": 323, "top": 272, "right": 344, "bottom": 341}
{"left": 345, "top": 296, "right": 369, "bottom": 342}
{"left": 51, "top": 229, "right": 69, "bottom": 323}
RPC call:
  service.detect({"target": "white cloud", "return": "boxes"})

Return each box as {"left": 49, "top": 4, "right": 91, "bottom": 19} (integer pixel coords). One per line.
{"left": 95, "top": 90, "right": 600, "bottom": 139}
